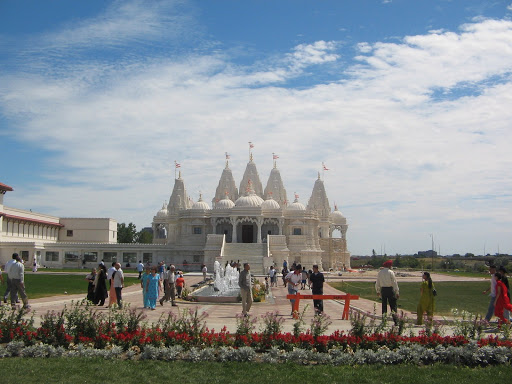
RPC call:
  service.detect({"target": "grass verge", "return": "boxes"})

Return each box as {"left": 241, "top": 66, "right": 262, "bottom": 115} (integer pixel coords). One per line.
{"left": 1, "top": 358, "right": 511, "bottom": 384}
{"left": 330, "top": 281, "right": 489, "bottom": 317}
{"left": 0, "top": 275, "right": 140, "bottom": 299}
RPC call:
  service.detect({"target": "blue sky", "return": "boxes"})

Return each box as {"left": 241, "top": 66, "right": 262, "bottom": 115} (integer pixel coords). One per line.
{"left": 1, "top": 0, "right": 512, "bottom": 256}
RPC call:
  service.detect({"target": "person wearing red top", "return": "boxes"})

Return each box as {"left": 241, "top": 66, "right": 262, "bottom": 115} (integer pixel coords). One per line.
{"left": 176, "top": 273, "right": 185, "bottom": 298}
{"left": 494, "top": 272, "right": 512, "bottom": 324}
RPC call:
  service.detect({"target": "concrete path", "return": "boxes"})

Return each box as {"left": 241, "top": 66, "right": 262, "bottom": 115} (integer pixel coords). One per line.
{"left": 14, "top": 270, "right": 490, "bottom": 334}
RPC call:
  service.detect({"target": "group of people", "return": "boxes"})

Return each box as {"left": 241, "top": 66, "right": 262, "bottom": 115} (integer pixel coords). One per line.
{"left": 483, "top": 264, "right": 512, "bottom": 325}
{"left": 376, "top": 259, "right": 436, "bottom": 325}
{"left": 85, "top": 262, "right": 124, "bottom": 308}
{"left": 140, "top": 263, "right": 186, "bottom": 310}
{"left": 87, "top": 260, "right": 186, "bottom": 311}
{"left": 1, "top": 253, "right": 30, "bottom": 310}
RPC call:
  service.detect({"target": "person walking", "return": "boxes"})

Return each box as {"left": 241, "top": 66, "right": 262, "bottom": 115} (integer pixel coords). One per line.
{"left": 309, "top": 265, "right": 325, "bottom": 314}
{"left": 85, "top": 268, "right": 97, "bottom": 302}
{"left": 8, "top": 254, "right": 30, "bottom": 310}
{"left": 113, "top": 263, "right": 124, "bottom": 309}
{"left": 137, "top": 260, "right": 144, "bottom": 279}
{"left": 494, "top": 272, "right": 512, "bottom": 325}
{"left": 375, "top": 260, "right": 399, "bottom": 325}
{"left": 416, "top": 271, "right": 436, "bottom": 325}
{"left": 483, "top": 265, "right": 497, "bottom": 322}
{"left": 145, "top": 267, "right": 161, "bottom": 310}
{"left": 3, "top": 254, "right": 18, "bottom": 304}
{"left": 176, "top": 273, "right": 185, "bottom": 298}
{"left": 94, "top": 264, "right": 108, "bottom": 306}
{"left": 269, "top": 266, "right": 277, "bottom": 287}
{"left": 140, "top": 266, "right": 151, "bottom": 308}
{"left": 285, "top": 264, "right": 302, "bottom": 315}
{"left": 498, "top": 266, "right": 511, "bottom": 321}
{"left": 238, "top": 263, "right": 253, "bottom": 316}
{"left": 160, "top": 265, "right": 178, "bottom": 307}
{"left": 202, "top": 264, "right": 208, "bottom": 281}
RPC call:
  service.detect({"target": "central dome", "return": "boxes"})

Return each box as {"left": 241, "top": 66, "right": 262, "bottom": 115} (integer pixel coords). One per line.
{"left": 235, "top": 192, "right": 264, "bottom": 208}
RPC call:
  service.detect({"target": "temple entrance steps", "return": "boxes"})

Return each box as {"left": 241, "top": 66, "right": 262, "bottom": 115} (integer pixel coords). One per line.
{"left": 221, "top": 243, "right": 271, "bottom": 274}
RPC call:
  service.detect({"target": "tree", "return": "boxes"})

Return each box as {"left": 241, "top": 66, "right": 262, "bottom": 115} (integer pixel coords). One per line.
{"left": 372, "top": 249, "right": 376, "bottom": 257}
{"left": 117, "top": 222, "right": 137, "bottom": 243}
{"left": 135, "top": 229, "right": 153, "bottom": 244}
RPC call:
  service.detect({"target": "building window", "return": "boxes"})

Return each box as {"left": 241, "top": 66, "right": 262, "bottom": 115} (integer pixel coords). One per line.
{"left": 193, "top": 227, "right": 202, "bottom": 235}
{"left": 123, "top": 252, "right": 137, "bottom": 265}
{"left": 64, "top": 251, "right": 79, "bottom": 262}
{"left": 293, "top": 228, "right": 302, "bottom": 235}
{"left": 67, "top": 230, "right": 73, "bottom": 237}
{"left": 45, "top": 251, "right": 59, "bottom": 262}
{"left": 103, "top": 252, "right": 117, "bottom": 263}
{"left": 143, "top": 253, "right": 152, "bottom": 264}
{"left": 20, "top": 251, "right": 29, "bottom": 262}
{"left": 83, "top": 252, "right": 98, "bottom": 262}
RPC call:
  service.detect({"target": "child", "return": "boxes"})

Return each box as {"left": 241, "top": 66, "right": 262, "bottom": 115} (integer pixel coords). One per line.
{"left": 264, "top": 276, "right": 270, "bottom": 294}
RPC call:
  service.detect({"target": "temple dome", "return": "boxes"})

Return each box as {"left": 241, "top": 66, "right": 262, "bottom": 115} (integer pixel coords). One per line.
{"left": 287, "top": 197, "right": 306, "bottom": 211}
{"left": 215, "top": 196, "right": 235, "bottom": 209}
{"left": 261, "top": 196, "right": 280, "bottom": 210}
{"left": 330, "top": 205, "right": 346, "bottom": 224}
{"left": 235, "top": 191, "right": 264, "bottom": 208}
{"left": 156, "top": 202, "right": 168, "bottom": 217}
{"left": 191, "top": 195, "right": 210, "bottom": 210}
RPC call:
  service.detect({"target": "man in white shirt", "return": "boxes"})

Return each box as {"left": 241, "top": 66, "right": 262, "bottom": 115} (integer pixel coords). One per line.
{"left": 375, "top": 260, "right": 399, "bottom": 324}
{"left": 3, "top": 253, "right": 18, "bottom": 303}
{"left": 160, "top": 265, "right": 178, "bottom": 307}
{"left": 137, "top": 260, "right": 144, "bottom": 279}
{"left": 113, "top": 263, "right": 124, "bottom": 309}
{"left": 8, "top": 254, "right": 30, "bottom": 310}
{"left": 285, "top": 264, "right": 303, "bottom": 315}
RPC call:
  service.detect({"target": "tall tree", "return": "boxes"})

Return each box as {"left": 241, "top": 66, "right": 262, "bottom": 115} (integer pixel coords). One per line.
{"left": 135, "top": 229, "right": 153, "bottom": 244}
{"left": 117, "top": 222, "right": 137, "bottom": 243}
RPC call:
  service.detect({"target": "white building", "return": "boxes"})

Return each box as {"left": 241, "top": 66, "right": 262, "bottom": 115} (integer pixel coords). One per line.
{"left": 0, "top": 153, "right": 350, "bottom": 273}
{"left": 152, "top": 154, "right": 350, "bottom": 273}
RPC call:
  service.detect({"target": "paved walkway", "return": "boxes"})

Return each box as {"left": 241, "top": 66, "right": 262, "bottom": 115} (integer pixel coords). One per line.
{"left": 16, "top": 270, "right": 490, "bottom": 334}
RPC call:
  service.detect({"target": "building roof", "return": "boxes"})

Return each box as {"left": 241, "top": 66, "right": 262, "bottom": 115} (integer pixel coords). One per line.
{"left": 0, "top": 182, "right": 14, "bottom": 192}
{"left": 0, "top": 213, "right": 64, "bottom": 227}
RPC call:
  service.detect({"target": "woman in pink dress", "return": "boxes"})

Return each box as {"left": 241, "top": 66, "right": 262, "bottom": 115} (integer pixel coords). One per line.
{"left": 494, "top": 272, "right": 512, "bottom": 324}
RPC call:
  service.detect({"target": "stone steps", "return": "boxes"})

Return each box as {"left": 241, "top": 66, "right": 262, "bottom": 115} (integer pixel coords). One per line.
{"left": 222, "top": 243, "right": 267, "bottom": 274}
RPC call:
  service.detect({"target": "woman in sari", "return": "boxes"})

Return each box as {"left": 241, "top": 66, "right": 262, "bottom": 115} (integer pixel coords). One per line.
{"left": 108, "top": 269, "right": 118, "bottom": 307}
{"left": 145, "top": 267, "right": 161, "bottom": 310}
{"left": 140, "top": 266, "right": 151, "bottom": 308}
{"left": 416, "top": 271, "right": 435, "bottom": 325}
{"left": 494, "top": 272, "right": 512, "bottom": 324}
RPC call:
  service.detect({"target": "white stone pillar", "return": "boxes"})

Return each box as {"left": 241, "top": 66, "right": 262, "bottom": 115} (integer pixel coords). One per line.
{"left": 257, "top": 217, "right": 263, "bottom": 243}
{"left": 231, "top": 217, "right": 237, "bottom": 243}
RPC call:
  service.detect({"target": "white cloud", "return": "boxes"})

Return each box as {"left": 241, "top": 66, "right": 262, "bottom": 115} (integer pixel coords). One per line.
{"left": 2, "top": 6, "right": 512, "bottom": 255}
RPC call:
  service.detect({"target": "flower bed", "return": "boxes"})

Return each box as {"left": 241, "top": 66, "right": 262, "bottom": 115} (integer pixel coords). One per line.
{"left": 1, "top": 302, "right": 512, "bottom": 365}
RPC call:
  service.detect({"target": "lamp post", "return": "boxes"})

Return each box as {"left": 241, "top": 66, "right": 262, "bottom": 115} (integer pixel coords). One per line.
{"left": 430, "top": 234, "right": 434, "bottom": 271}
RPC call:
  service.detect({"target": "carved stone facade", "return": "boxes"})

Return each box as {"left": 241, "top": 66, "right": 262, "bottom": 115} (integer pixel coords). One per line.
{"left": 152, "top": 154, "right": 350, "bottom": 273}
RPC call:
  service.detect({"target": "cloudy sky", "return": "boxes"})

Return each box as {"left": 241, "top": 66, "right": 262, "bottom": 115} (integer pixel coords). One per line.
{"left": 1, "top": 0, "right": 512, "bottom": 256}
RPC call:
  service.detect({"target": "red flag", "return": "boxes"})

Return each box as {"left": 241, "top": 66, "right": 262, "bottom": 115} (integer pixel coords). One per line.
{"left": 249, "top": 142, "right": 254, "bottom": 149}
{"left": 174, "top": 161, "right": 181, "bottom": 168}
{"left": 273, "top": 154, "right": 279, "bottom": 160}
{"left": 322, "top": 162, "right": 329, "bottom": 171}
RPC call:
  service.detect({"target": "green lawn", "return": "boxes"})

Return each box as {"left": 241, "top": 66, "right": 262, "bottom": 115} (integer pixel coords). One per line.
{"left": 0, "top": 274, "right": 140, "bottom": 299}
{"left": 330, "top": 281, "right": 490, "bottom": 317}
{"left": 0, "top": 359, "right": 510, "bottom": 383}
